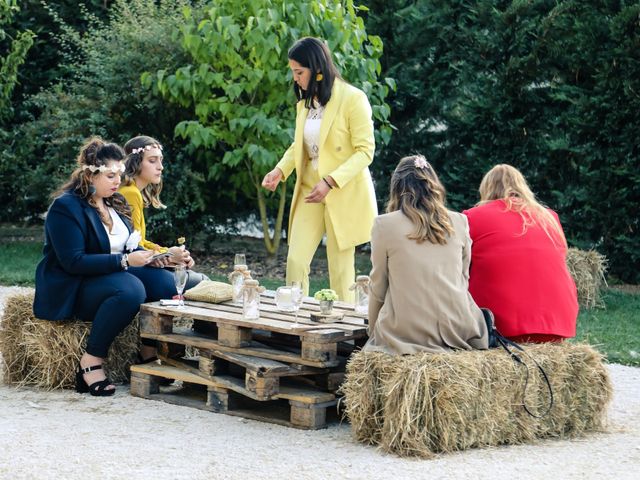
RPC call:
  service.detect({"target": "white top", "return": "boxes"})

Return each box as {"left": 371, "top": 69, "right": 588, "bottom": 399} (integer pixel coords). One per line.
{"left": 101, "top": 207, "right": 129, "bottom": 254}
{"left": 303, "top": 101, "right": 324, "bottom": 171}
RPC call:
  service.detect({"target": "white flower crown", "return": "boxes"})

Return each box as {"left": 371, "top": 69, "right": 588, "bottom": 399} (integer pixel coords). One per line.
{"left": 82, "top": 163, "right": 125, "bottom": 174}
{"left": 414, "top": 156, "right": 428, "bottom": 169}
{"left": 131, "top": 144, "right": 163, "bottom": 155}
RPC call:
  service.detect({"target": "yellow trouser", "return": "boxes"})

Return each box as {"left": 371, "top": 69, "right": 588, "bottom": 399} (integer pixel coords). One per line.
{"left": 286, "top": 162, "right": 355, "bottom": 302}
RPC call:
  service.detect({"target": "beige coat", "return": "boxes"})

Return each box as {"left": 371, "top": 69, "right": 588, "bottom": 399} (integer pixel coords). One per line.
{"left": 365, "top": 210, "right": 488, "bottom": 354}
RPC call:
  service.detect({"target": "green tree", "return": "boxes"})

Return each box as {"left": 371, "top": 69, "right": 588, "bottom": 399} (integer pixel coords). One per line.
{"left": 0, "top": 0, "right": 34, "bottom": 120}
{"left": 363, "top": 0, "right": 640, "bottom": 282}
{"left": 147, "top": 0, "right": 392, "bottom": 255}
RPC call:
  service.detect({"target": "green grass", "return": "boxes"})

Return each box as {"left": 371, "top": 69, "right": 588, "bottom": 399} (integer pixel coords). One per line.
{"left": 0, "top": 241, "right": 41, "bottom": 286}
{"left": 2, "top": 238, "right": 638, "bottom": 366}
{"left": 573, "top": 289, "right": 640, "bottom": 366}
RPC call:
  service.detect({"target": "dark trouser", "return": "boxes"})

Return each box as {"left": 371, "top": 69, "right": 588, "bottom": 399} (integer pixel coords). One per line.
{"left": 73, "top": 267, "right": 176, "bottom": 357}
{"left": 185, "top": 270, "right": 209, "bottom": 291}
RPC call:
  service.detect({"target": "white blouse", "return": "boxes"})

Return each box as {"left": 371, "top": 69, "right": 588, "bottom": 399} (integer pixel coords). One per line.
{"left": 101, "top": 207, "right": 129, "bottom": 254}
{"left": 303, "top": 101, "right": 324, "bottom": 171}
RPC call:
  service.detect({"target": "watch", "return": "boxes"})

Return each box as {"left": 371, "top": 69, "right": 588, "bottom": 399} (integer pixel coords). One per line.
{"left": 121, "top": 253, "right": 129, "bottom": 271}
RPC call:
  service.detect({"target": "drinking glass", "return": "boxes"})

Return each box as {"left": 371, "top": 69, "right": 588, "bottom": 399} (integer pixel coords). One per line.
{"left": 234, "top": 253, "right": 247, "bottom": 268}
{"left": 174, "top": 264, "right": 188, "bottom": 309}
{"left": 290, "top": 281, "right": 303, "bottom": 327}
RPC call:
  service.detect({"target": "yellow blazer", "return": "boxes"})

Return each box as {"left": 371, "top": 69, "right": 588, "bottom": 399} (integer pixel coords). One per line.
{"left": 118, "top": 182, "right": 167, "bottom": 252}
{"left": 276, "top": 79, "right": 377, "bottom": 250}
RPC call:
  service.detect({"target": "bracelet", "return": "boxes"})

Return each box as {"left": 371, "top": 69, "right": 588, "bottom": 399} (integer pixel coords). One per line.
{"left": 121, "top": 253, "right": 129, "bottom": 271}
{"left": 322, "top": 177, "right": 333, "bottom": 189}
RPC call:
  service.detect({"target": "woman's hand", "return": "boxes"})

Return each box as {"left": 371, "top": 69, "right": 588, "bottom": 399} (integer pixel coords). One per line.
{"left": 168, "top": 245, "right": 195, "bottom": 269}
{"left": 305, "top": 176, "right": 335, "bottom": 203}
{"left": 261, "top": 168, "right": 283, "bottom": 192}
{"left": 127, "top": 250, "right": 155, "bottom": 267}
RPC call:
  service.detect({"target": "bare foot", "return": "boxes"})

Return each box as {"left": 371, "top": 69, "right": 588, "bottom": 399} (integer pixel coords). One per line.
{"left": 80, "top": 352, "right": 115, "bottom": 391}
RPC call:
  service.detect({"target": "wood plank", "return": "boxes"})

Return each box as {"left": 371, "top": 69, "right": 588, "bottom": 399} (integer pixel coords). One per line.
{"left": 143, "top": 329, "right": 339, "bottom": 368}
{"left": 210, "top": 350, "right": 290, "bottom": 375}
{"left": 141, "top": 302, "right": 353, "bottom": 341}
{"left": 130, "top": 362, "right": 335, "bottom": 404}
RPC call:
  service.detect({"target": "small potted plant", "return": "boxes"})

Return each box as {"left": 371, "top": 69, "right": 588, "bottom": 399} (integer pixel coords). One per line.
{"left": 314, "top": 289, "right": 339, "bottom": 314}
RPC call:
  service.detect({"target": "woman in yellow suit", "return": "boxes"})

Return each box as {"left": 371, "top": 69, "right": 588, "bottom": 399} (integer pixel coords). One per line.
{"left": 262, "top": 37, "right": 377, "bottom": 302}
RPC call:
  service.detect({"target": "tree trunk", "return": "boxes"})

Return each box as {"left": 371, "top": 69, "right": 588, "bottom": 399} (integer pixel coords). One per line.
{"left": 257, "top": 181, "right": 287, "bottom": 256}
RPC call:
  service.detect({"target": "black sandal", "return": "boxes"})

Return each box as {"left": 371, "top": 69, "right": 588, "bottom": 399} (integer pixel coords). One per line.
{"left": 76, "top": 365, "right": 116, "bottom": 397}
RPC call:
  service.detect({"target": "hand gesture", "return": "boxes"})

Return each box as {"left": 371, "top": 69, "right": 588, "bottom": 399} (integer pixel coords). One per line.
{"left": 127, "top": 250, "right": 155, "bottom": 267}
{"left": 261, "top": 168, "right": 283, "bottom": 192}
{"left": 305, "top": 177, "right": 333, "bottom": 203}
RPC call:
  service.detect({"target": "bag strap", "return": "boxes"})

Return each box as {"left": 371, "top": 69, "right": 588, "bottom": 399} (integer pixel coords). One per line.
{"left": 495, "top": 333, "right": 554, "bottom": 418}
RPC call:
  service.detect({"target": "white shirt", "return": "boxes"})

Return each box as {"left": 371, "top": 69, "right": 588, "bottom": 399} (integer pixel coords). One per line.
{"left": 101, "top": 207, "right": 129, "bottom": 254}
{"left": 303, "top": 101, "right": 324, "bottom": 171}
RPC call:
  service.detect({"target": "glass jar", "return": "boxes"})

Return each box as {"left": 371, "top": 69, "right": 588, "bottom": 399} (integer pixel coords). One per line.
{"left": 275, "top": 286, "right": 295, "bottom": 312}
{"left": 353, "top": 275, "right": 370, "bottom": 314}
{"left": 229, "top": 264, "right": 249, "bottom": 304}
{"left": 242, "top": 279, "right": 261, "bottom": 320}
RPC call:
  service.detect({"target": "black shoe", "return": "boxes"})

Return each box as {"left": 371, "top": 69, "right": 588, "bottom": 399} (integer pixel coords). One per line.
{"left": 76, "top": 365, "right": 116, "bottom": 397}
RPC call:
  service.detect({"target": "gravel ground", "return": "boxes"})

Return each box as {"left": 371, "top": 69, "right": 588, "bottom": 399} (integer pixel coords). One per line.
{"left": 1, "top": 286, "right": 639, "bottom": 480}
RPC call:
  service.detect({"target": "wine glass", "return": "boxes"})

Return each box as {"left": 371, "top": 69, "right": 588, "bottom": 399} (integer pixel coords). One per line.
{"left": 234, "top": 253, "right": 247, "bottom": 268}
{"left": 174, "top": 264, "right": 188, "bottom": 309}
{"left": 290, "top": 281, "right": 303, "bottom": 327}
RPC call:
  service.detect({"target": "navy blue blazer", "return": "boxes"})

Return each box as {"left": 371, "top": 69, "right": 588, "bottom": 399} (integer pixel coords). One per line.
{"left": 34, "top": 191, "right": 133, "bottom": 320}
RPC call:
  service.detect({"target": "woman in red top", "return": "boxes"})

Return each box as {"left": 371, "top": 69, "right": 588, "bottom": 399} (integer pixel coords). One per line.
{"left": 462, "top": 164, "right": 578, "bottom": 343}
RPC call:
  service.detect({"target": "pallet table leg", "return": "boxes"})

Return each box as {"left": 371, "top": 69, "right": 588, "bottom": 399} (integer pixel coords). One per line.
{"left": 289, "top": 401, "right": 327, "bottom": 429}
{"left": 130, "top": 371, "right": 160, "bottom": 397}
{"left": 207, "top": 387, "right": 236, "bottom": 412}
{"left": 218, "top": 324, "right": 252, "bottom": 347}
{"left": 301, "top": 340, "right": 337, "bottom": 364}
{"left": 139, "top": 311, "right": 173, "bottom": 335}
{"left": 245, "top": 372, "right": 279, "bottom": 400}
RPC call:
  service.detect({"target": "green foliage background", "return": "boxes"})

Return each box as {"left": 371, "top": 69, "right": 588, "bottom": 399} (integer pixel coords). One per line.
{"left": 362, "top": 0, "right": 640, "bottom": 282}
{"left": 0, "top": 0, "right": 638, "bottom": 282}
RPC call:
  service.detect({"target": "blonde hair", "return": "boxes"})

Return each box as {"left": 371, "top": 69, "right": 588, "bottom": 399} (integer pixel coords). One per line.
{"left": 387, "top": 155, "right": 454, "bottom": 245}
{"left": 478, "top": 164, "right": 566, "bottom": 246}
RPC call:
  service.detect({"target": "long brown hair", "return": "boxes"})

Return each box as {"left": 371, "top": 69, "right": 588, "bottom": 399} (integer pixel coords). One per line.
{"left": 387, "top": 155, "right": 454, "bottom": 245}
{"left": 123, "top": 135, "right": 166, "bottom": 209}
{"left": 53, "top": 136, "right": 131, "bottom": 219}
{"left": 478, "top": 164, "right": 566, "bottom": 246}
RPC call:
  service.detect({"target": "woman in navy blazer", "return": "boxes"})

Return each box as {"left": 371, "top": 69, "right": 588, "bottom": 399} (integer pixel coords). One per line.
{"left": 34, "top": 137, "right": 176, "bottom": 396}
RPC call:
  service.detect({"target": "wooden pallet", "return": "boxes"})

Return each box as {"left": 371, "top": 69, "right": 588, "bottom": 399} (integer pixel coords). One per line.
{"left": 131, "top": 363, "right": 337, "bottom": 430}
{"left": 139, "top": 300, "right": 367, "bottom": 367}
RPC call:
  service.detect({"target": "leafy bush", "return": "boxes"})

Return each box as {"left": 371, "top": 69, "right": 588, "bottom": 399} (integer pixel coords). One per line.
{"left": 147, "top": 0, "right": 392, "bottom": 254}
{"left": 0, "top": 0, "right": 244, "bottom": 244}
{"left": 363, "top": 0, "right": 640, "bottom": 282}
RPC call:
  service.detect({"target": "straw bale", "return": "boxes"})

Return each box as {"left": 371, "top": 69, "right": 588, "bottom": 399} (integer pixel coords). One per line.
{"left": 342, "top": 343, "right": 611, "bottom": 458}
{"left": 566, "top": 248, "right": 607, "bottom": 309}
{"left": 0, "top": 292, "right": 139, "bottom": 389}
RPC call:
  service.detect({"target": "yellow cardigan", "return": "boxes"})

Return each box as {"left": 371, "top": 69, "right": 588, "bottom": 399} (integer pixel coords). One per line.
{"left": 118, "top": 182, "right": 167, "bottom": 252}
{"left": 276, "top": 79, "right": 377, "bottom": 250}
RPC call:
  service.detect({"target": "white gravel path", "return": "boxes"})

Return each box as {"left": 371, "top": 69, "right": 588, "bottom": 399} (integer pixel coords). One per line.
{"left": 1, "top": 286, "right": 639, "bottom": 480}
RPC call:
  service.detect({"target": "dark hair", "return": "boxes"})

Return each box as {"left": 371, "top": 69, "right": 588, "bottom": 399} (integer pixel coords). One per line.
{"left": 288, "top": 37, "right": 341, "bottom": 108}
{"left": 53, "top": 136, "right": 130, "bottom": 218}
{"left": 123, "top": 135, "right": 165, "bottom": 209}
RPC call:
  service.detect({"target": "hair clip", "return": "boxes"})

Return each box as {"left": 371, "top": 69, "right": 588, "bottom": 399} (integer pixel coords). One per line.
{"left": 414, "top": 156, "right": 428, "bottom": 169}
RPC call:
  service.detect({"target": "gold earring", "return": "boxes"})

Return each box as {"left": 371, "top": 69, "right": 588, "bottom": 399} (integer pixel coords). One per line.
{"left": 316, "top": 73, "right": 323, "bottom": 81}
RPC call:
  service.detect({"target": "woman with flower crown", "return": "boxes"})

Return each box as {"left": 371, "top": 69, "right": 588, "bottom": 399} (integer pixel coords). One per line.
{"left": 363, "top": 155, "right": 488, "bottom": 354}
{"left": 34, "top": 137, "right": 177, "bottom": 396}
{"left": 119, "top": 135, "right": 208, "bottom": 290}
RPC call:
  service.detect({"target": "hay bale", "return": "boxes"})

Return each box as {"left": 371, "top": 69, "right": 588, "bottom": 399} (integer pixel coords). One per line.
{"left": 566, "top": 248, "right": 607, "bottom": 309}
{"left": 341, "top": 343, "right": 612, "bottom": 458}
{"left": 0, "top": 292, "right": 139, "bottom": 389}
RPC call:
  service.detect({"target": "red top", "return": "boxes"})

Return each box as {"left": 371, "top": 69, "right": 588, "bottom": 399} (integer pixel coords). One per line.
{"left": 463, "top": 200, "right": 578, "bottom": 338}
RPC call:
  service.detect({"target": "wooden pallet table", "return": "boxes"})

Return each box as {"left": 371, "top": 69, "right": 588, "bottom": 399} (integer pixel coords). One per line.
{"left": 132, "top": 292, "right": 368, "bottom": 429}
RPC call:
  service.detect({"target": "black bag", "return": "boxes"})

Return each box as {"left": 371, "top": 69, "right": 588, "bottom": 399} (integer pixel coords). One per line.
{"left": 481, "top": 308, "right": 554, "bottom": 418}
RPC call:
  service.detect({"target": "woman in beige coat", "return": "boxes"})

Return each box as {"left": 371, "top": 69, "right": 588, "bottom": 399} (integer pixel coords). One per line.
{"left": 364, "top": 155, "right": 488, "bottom": 354}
